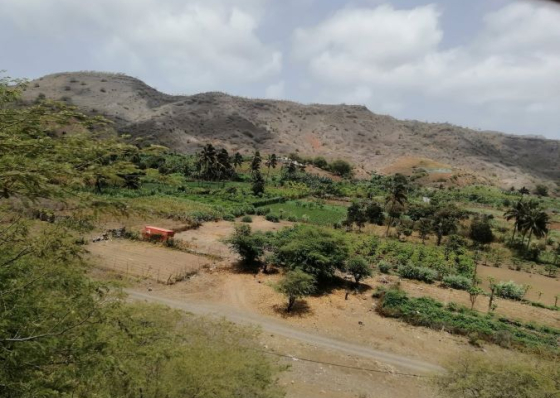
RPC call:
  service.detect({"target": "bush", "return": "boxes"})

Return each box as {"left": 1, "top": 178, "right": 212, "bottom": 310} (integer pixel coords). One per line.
{"left": 496, "top": 281, "right": 527, "bottom": 301}
{"left": 265, "top": 214, "right": 280, "bottom": 223}
{"left": 241, "top": 215, "right": 253, "bottom": 223}
{"left": 442, "top": 275, "right": 473, "bottom": 291}
{"left": 287, "top": 215, "right": 297, "bottom": 222}
{"left": 225, "top": 225, "right": 266, "bottom": 268}
{"left": 256, "top": 207, "right": 271, "bottom": 216}
{"left": 397, "top": 264, "right": 438, "bottom": 283}
{"left": 347, "top": 256, "right": 372, "bottom": 285}
{"left": 378, "top": 261, "right": 392, "bottom": 274}
{"left": 223, "top": 214, "right": 235, "bottom": 222}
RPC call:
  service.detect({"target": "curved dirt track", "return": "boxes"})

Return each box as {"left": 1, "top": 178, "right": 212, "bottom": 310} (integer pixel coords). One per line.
{"left": 126, "top": 289, "right": 443, "bottom": 374}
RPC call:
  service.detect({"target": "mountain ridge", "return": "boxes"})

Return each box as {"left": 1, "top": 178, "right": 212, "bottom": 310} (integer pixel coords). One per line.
{"left": 22, "top": 71, "right": 560, "bottom": 190}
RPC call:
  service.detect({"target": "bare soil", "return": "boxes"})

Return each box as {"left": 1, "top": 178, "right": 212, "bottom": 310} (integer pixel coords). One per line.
{"left": 173, "top": 216, "right": 293, "bottom": 258}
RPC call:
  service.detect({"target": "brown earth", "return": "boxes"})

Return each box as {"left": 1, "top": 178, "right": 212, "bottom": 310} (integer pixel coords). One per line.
{"left": 22, "top": 71, "right": 560, "bottom": 190}
{"left": 173, "top": 216, "right": 293, "bottom": 258}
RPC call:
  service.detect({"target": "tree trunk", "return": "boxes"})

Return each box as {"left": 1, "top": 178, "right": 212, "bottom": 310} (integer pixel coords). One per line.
{"left": 287, "top": 297, "right": 295, "bottom": 312}
{"left": 526, "top": 230, "right": 533, "bottom": 250}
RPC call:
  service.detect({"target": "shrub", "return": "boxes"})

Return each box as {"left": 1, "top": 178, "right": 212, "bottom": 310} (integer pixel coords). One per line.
{"left": 223, "top": 214, "right": 235, "bottom": 222}
{"left": 287, "top": 215, "right": 297, "bottom": 222}
{"left": 265, "top": 214, "right": 280, "bottom": 223}
{"left": 256, "top": 207, "right": 271, "bottom": 216}
{"left": 378, "top": 261, "right": 392, "bottom": 274}
{"left": 241, "top": 215, "right": 253, "bottom": 223}
{"left": 496, "top": 281, "right": 527, "bottom": 301}
{"left": 397, "top": 264, "right": 438, "bottom": 283}
{"left": 225, "top": 225, "right": 266, "bottom": 268}
{"left": 442, "top": 275, "right": 473, "bottom": 291}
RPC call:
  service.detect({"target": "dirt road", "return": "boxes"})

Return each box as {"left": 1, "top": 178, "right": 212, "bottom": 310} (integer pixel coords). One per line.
{"left": 126, "top": 289, "right": 443, "bottom": 374}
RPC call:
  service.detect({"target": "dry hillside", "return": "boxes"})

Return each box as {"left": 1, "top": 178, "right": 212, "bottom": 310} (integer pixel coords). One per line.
{"left": 22, "top": 72, "right": 560, "bottom": 189}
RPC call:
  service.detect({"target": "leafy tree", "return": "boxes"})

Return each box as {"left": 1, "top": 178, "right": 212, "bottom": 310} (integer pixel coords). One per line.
{"left": 468, "top": 286, "right": 484, "bottom": 310}
{"left": 434, "top": 353, "right": 559, "bottom": 398}
{"left": 346, "top": 201, "right": 367, "bottom": 231}
{"left": 347, "top": 256, "right": 372, "bottom": 287}
{"left": 469, "top": 216, "right": 494, "bottom": 246}
{"left": 445, "top": 234, "right": 466, "bottom": 261}
{"left": 432, "top": 207, "right": 460, "bottom": 246}
{"left": 252, "top": 170, "right": 266, "bottom": 196}
{"left": 365, "top": 201, "right": 385, "bottom": 225}
{"left": 226, "top": 224, "right": 266, "bottom": 269}
{"left": 275, "top": 270, "right": 316, "bottom": 312}
{"left": 273, "top": 226, "right": 349, "bottom": 281}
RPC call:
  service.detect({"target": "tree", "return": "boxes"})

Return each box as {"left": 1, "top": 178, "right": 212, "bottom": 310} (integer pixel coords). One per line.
{"left": 252, "top": 170, "right": 266, "bottom": 196}
{"left": 469, "top": 217, "right": 494, "bottom": 246}
{"left": 232, "top": 152, "right": 244, "bottom": 169}
{"left": 225, "top": 224, "right": 266, "bottom": 269}
{"left": 329, "top": 159, "right": 353, "bottom": 177}
{"left": 251, "top": 150, "right": 262, "bottom": 175}
{"left": 432, "top": 207, "right": 459, "bottom": 246}
{"left": 434, "top": 353, "right": 559, "bottom": 398}
{"left": 265, "top": 153, "right": 277, "bottom": 177}
{"left": 196, "top": 144, "right": 218, "bottom": 181}
{"left": 347, "top": 256, "right": 372, "bottom": 287}
{"left": 216, "top": 148, "right": 233, "bottom": 182}
{"left": 445, "top": 234, "right": 466, "bottom": 261}
{"left": 346, "top": 201, "right": 367, "bottom": 231}
{"left": 504, "top": 200, "right": 529, "bottom": 244}
{"left": 273, "top": 226, "right": 349, "bottom": 281}
{"left": 417, "top": 218, "right": 432, "bottom": 244}
{"left": 365, "top": 201, "right": 385, "bottom": 225}
{"left": 275, "top": 270, "right": 316, "bottom": 312}
{"left": 468, "top": 286, "right": 484, "bottom": 310}
{"left": 520, "top": 201, "right": 549, "bottom": 250}
{"left": 384, "top": 175, "right": 408, "bottom": 236}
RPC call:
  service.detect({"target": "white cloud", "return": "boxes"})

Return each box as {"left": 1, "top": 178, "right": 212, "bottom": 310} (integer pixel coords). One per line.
{"left": 0, "top": 0, "right": 281, "bottom": 91}
{"left": 265, "top": 81, "right": 285, "bottom": 99}
{"left": 292, "top": 2, "right": 560, "bottom": 137}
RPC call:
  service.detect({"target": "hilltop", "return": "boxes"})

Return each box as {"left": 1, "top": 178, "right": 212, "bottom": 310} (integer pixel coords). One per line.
{"left": 22, "top": 71, "right": 560, "bottom": 190}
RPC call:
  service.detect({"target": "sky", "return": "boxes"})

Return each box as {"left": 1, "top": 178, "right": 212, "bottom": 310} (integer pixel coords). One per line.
{"left": 1, "top": 0, "right": 560, "bottom": 139}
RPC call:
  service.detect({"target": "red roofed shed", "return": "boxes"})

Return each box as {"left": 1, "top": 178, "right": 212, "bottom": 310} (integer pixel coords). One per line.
{"left": 142, "top": 226, "right": 175, "bottom": 241}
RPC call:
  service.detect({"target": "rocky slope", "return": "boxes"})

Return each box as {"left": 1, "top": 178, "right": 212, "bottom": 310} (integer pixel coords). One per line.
{"left": 22, "top": 72, "right": 560, "bottom": 189}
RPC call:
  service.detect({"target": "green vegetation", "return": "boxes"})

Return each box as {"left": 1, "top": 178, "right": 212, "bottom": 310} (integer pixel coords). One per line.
{"left": 377, "top": 290, "right": 560, "bottom": 353}
{"left": 275, "top": 269, "right": 316, "bottom": 312}
{"left": 267, "top": 200, "right": 347, "bottom": 225}
{"left": 434, "top": 353, "right": 560, "bottom": 398}
{"left": 0, "top": 77, "right": 284, "bottom": 397}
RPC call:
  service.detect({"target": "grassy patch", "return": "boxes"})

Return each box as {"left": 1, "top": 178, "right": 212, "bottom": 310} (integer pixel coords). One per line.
{"left": 267, "top": 200, "right": 347, "bottom": 225}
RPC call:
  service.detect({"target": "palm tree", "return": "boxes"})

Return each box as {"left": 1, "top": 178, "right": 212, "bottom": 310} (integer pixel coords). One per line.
{"left": 232, "top": 152, "right": 243, "bottom": 170}
{"left": 251, "top": 151, "right": 262, "bottom": 175}
{"left": 520, "top": 201, "right": 549, "bottom": 250}
{"left": 504, "top": 200, "right": 528, "bottom": 244}
{"left": 384, "top": 176, "right": 408, "bottom": 236}
{"left": 265, "top": 153, "right": 277, "bottom": 178}
{"left": 196, "top": 144, "right": 217, "bottom": 181}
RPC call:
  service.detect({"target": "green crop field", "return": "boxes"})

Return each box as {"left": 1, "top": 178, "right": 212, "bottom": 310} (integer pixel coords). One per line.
{"left": 267, "top": 200, "right": 347, "bottom": 225}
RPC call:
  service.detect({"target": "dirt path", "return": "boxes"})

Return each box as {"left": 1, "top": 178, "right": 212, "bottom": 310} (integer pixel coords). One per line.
{"left": 126, "top": 289, "right": 443, "bottom": 374}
